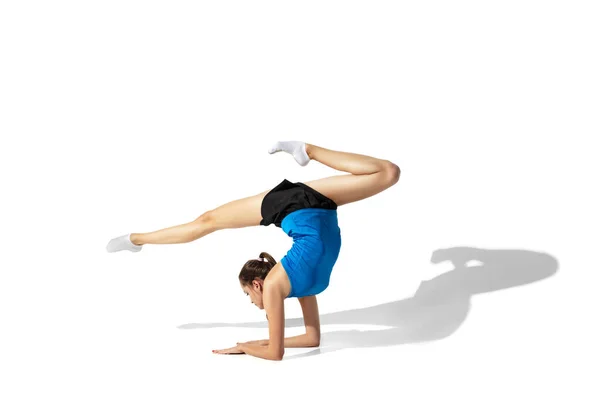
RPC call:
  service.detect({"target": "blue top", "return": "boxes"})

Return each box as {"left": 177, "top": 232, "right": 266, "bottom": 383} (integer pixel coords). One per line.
{"left": 279, "top": 208, "right": 342, "bottom": 298}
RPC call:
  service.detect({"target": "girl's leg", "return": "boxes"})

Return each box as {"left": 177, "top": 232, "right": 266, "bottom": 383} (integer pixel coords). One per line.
{"left": 128, "top": 188, "right": 271, "bottom": 246}
{"left": 300, "top": 143, "right": 400, "bottom": 207}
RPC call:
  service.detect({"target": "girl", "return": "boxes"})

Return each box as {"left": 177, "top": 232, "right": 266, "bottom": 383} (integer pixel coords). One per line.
{"left": 106, "top": 141, "right": 400, "bottom": 361}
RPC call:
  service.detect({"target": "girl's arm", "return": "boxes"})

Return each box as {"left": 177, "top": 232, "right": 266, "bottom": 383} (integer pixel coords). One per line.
{"left": 242, "top": 296, "right": 321, "bottom": 348}
{"left": 241, "top": 333, "right": 318, "bottom": 348}
{"left": 238, "top": 295, "right": 321, "bottom": 347}
{"left": 238, "top": 283, "right": 286, "bottom": 361}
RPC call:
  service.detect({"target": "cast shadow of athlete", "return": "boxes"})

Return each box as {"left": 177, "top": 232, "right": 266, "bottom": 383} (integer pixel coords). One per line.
{"left": 179, "top": 246, "right": 559, "bottom": 359}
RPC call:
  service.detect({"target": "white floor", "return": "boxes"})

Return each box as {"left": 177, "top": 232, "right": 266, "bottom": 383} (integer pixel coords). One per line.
{"left": 2, "top": 2, "right": 598, "bottom": 399}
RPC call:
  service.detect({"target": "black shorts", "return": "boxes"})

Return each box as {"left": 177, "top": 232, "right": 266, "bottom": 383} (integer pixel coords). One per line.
{"left": 260, "top": 179, "right": 338, "bottom": 228}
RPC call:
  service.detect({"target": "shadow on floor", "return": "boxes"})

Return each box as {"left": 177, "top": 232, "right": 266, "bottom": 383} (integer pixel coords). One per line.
{"left": 179, "top": 246, "right": 559, "bottom": 359}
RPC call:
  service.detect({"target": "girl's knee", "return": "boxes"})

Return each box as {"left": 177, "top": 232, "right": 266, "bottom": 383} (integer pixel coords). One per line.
{"left": 193, "top": 211, "right": 214, "bottom": 226}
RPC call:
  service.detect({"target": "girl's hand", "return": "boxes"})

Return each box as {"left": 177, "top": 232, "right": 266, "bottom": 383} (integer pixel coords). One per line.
{"left": 212, "top": 345, "right": 244, "bottom": 355}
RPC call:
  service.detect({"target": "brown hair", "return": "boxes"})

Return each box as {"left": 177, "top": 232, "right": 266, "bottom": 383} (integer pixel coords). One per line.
{"left": 238, "top": 252, "right": 277, "bottom": 286}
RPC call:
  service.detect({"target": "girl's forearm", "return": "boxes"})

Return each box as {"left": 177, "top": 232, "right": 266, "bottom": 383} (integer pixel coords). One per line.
{"left": 247, "top": 333, "right": 318, "bottom": 348}
{"left": 238, "top": 343, "right": 282, "bottom": 361}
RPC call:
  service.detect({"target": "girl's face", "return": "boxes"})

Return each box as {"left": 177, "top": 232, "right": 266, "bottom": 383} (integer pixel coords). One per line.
{"left": 241, "top": 279, "right": 264, "bottom": 310}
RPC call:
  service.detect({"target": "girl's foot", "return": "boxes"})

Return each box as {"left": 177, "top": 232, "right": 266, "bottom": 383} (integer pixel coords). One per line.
{"left": 106, "top": 233, "right": 143, "bottom": 253}
{"left": 267, "top": 140, "right": 310, "bottom": 166}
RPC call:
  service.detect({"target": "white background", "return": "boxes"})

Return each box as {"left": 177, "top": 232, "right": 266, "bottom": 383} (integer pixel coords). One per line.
{"left": 1, "top": 1, "right": 598, "bottom": 399}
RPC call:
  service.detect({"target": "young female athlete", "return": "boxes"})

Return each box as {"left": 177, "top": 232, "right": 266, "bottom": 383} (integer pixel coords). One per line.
{"left": 106, "top": 141, "right": 401, "bottom": 361}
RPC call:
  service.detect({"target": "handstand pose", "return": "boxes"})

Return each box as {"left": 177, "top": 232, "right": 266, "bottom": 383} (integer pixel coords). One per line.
{"left": 106, "top": 141, "right": 401, "bottom": 360}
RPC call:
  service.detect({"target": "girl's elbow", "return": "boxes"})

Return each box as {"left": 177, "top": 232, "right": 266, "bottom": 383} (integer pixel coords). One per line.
{"left": 307, "top": 334, "right": 320, "bottom": 347}
{"left": 271, "top": 348, "right": 284, "bottom": 361}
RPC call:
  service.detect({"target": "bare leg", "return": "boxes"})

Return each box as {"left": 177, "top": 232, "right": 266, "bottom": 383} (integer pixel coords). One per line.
{"left": 301, "top": 143, "right": 400, "bottom": 207}
{"left": 117, "top": 142, "right": 400, "bottom": 248}
{"left": 129, "top": 188, "right": 271, "bottom": 246}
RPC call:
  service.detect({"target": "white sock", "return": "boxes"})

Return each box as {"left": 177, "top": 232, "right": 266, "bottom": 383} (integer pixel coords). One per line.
{"left": 267, "top": 140, "right": 310, "bottom": 166}
{"left": 106, "top": 233, "right": 143, "bottom": 253}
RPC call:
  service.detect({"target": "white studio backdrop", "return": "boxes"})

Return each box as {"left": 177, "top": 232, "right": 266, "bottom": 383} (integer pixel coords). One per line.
{"left": 1, "top": 1, "right": 598, "bottom": 399}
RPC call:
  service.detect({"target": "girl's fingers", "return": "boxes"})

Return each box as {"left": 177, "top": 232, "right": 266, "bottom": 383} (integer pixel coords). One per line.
{"left": 213, "top": 347, "right": 238, "bottom": 354}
